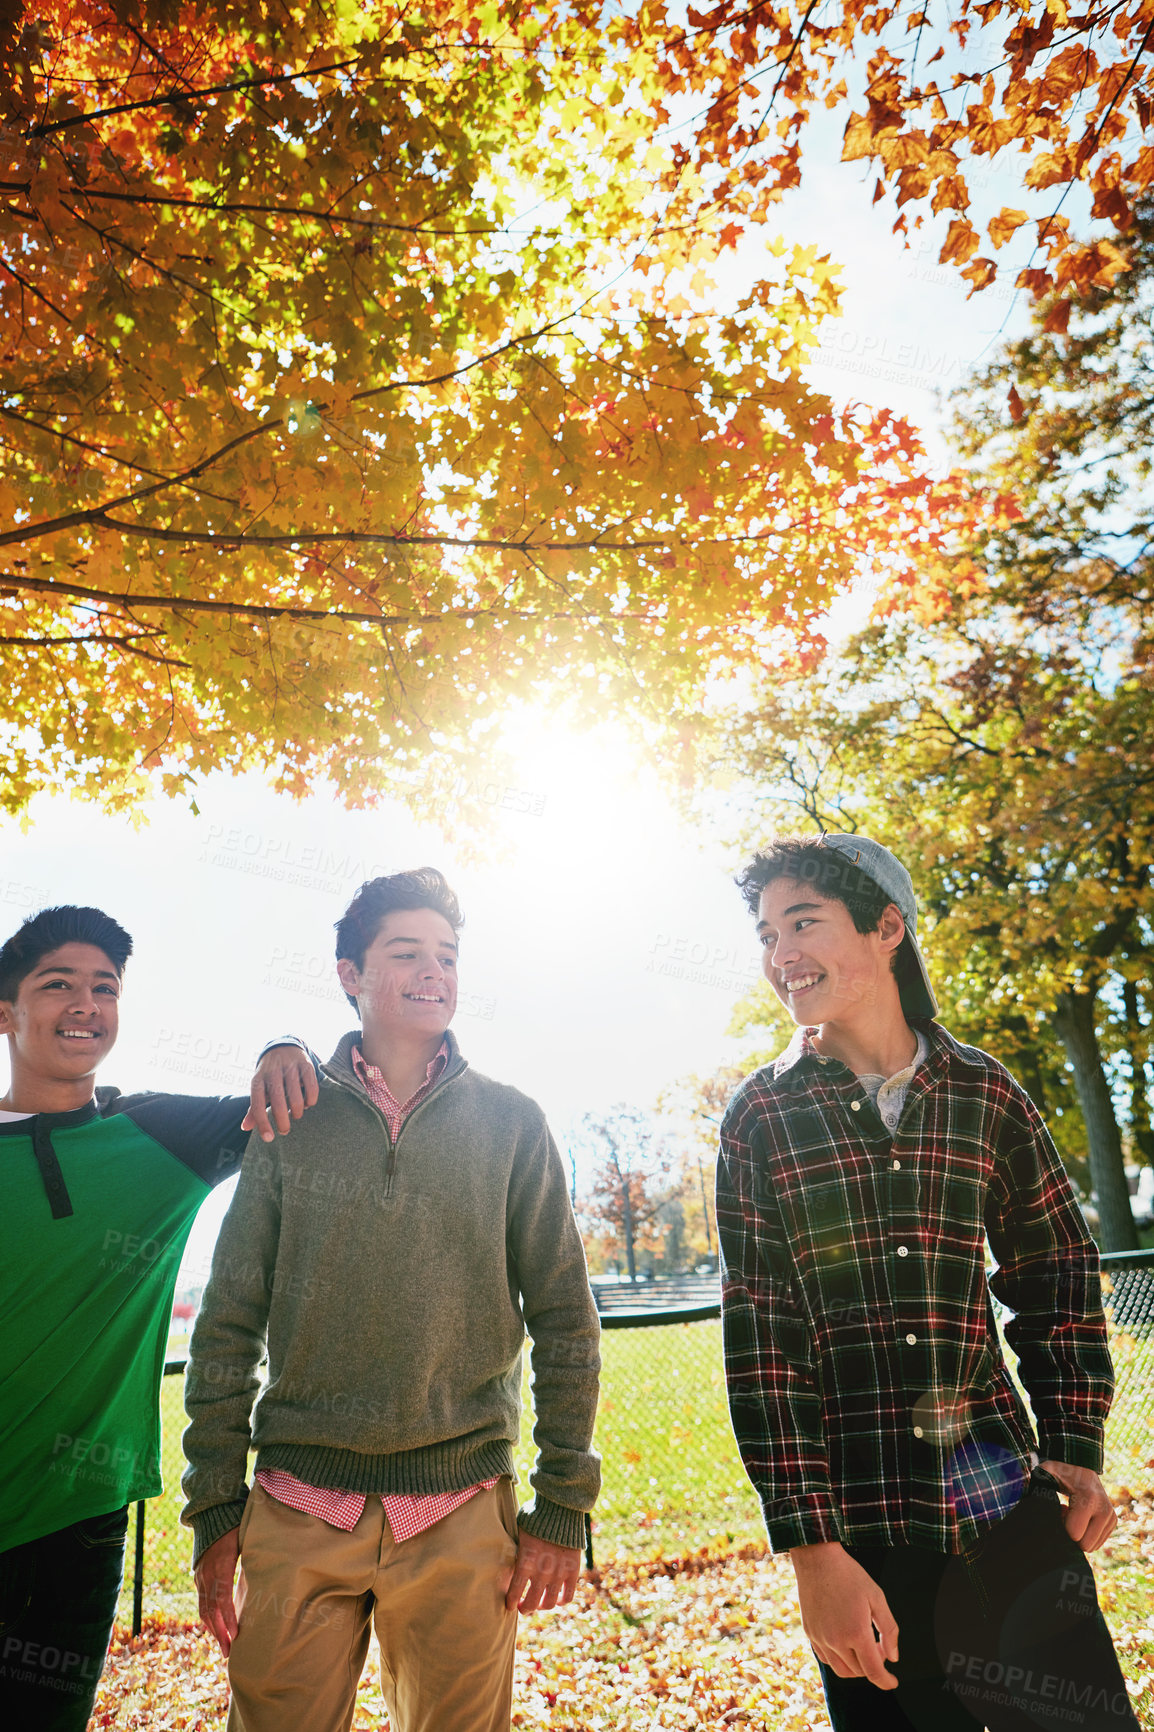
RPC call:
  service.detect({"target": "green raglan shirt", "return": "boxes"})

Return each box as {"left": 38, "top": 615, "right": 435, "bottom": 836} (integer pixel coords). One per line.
{"left": 1, "top": 1089, "right": 250, "bottom": 1553}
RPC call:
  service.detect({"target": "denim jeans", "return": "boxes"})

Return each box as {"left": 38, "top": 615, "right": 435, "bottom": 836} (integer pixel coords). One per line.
{"left": 0, "top": 1505, "right": 128, "bottom": 1731}
{"left": 818, "top": 1475, "right": 1138, "bottom": 1732}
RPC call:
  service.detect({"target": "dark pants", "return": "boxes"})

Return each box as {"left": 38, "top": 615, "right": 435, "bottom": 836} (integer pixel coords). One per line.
{"left": 819, "top": 1480, "right": 1138, "bottom": 1732}
{"left": 0, "top": 1506, "right": 128, "bottom": 1731}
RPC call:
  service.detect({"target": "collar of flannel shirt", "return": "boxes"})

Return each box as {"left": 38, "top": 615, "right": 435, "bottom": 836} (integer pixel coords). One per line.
{"left": 770, "top": 1017, "right": 980, "bottom": 1087}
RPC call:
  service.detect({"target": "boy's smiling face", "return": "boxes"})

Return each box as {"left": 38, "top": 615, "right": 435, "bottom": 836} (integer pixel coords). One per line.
{"left": 0, "top": 942, "right": 122, "bottom": 1092}
{"left": 756, "top": 877, "right": 904, "bottom": 1029}
{"left": 336, "top": 907, "right": 458, "bottom": 1044}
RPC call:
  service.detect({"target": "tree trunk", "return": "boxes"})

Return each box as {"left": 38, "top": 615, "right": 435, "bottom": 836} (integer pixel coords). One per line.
{"left": 621, "top": 1173, "right": 637, "bottom": 1282}
{"left": 1122, "top": 978, "right": 1154, "bottom": 1166}
{"left": 1050, "top": 990, "right": 1139, "bottom": 1252}
{"left": 697, "top": 1155, "right": 714, "bottom": 1256}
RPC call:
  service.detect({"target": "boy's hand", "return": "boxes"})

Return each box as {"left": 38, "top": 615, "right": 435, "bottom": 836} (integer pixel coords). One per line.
{"left": 1038, "top": 1460, "right": 1118, "bottom": 1551}
{"left": 244, "top": 1044, "right": 319, "bottom": 1141}
{"left": 195, "top": 1527, "right": 241, "bottom": 1656}
{"left": 791, "top": 1540, "right": 899, "bottom": 1690}
{"left": 503, "top": 1531, "right": 582, "bottom": 1613}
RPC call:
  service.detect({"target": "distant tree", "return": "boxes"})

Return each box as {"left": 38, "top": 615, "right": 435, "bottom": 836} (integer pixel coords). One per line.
{"left": 702, "top": 623, "right": 1150, "bottom": 1250}
{"left": 655, "top": 1064, "right": 754, "bottom": 1266}
{"left": 696, "top": 202, "right": 1154, "bottom": 1252}
{"left": 576, "top": 1105, "right": 674, "bottom": 1283}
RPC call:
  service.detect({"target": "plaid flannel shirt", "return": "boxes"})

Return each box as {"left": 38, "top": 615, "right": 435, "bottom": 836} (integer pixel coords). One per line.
{"left": 717, "top": 1020, "right": 1114, "bottom": 1555}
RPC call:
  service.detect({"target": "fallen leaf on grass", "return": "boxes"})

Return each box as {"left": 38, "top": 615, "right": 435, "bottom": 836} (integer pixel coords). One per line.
{"left": 94, "top": 1516, "right": 1154, "bottom": 1731}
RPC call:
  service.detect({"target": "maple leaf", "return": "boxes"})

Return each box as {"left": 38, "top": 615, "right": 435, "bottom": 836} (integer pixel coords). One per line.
{"left": 962, "top": 255, "right": 998, "bottom": 292}
{"left": 1042, "top": 298, "right": 1072, "bottom": 334}
{"left": 841, "top": 111, "right": 875, "bottom": 162}
{"left": 988, "top": 207, "right": 1028, "bottom": 250}
{"left": 940, "top": 217, "right": 980, "bottom": 266}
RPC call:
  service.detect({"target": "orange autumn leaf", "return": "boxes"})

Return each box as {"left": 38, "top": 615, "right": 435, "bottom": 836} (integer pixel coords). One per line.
{"left": 940, "top": 217, "right": 981, "bottom": 265}
{"left": 989, "top": 207, "right": 1029, "bottom": 249}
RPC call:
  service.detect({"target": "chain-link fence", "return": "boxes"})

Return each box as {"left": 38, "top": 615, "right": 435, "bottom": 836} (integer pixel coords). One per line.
{"left": 120, "top": 1252, "right": 1154, "bottom": 1630}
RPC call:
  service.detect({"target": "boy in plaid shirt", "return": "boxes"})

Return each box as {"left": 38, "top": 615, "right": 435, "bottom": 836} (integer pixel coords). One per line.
{"left": 717, "top": 835, "right": 1136, "bottom": 1732}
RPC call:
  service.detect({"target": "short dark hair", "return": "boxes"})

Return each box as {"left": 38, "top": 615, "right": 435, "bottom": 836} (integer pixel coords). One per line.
{"left": 736, "top": 837, "right": 921, "bottom": 995}
{"left": 335, "top": 868, "right": 463, "bottom": 1010}
{"left": 0, "top": 906, "right": 133, "bottom": 1001}
{"left": 736, "top": 838, "right": 890, "bottom": 932}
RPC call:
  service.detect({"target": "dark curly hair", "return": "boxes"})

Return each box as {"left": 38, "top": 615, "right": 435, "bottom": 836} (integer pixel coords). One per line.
{"left": 735, "top": 838, "right": 891, "bottom": 931}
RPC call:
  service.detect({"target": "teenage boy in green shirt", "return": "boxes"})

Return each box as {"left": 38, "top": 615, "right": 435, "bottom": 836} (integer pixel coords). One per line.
{"left": 717, "top": 835, "right": 1135, "bottom": 1732}
{"left": 0, "top": 904, "right": 315, "bottom": 1732}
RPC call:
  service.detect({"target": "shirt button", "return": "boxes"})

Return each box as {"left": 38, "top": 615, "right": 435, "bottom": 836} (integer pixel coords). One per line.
{"left": 905, "top": 1333, "right": 917, "bottom": 1345}
{"left": 897, "top": 1245, "right": 909, "bottom": 1257}
{"left": 850, "top": 1100, "right": 861, "bottom": 1112}
{"left": 913, "top": 1426, "right": 924, "bottom": 1439}
{"left": 892, "top": 1159, "right": 901, "bottom": 1170}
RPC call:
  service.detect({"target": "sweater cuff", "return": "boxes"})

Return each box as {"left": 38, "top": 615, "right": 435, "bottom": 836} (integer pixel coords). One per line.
{"left": 1036, "top": 1428, "right": 1105, "bottom": 1473}
{"left": 257, "top": 1035, "right": 317, "bottom": 1060}
{"left": 517, "top": 1495, "right": 588, "bottom": 1552}
{"left": 762, "top": 1494, "right": 847, "bottom": 1555}
{"left": 189, "top": 1497, "right": 248, "bottom": 1567}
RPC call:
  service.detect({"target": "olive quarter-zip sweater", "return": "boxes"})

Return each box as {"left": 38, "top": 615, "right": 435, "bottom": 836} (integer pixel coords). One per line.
{"left": 182, "top": 1031, "right": 601, "bottom": 1561}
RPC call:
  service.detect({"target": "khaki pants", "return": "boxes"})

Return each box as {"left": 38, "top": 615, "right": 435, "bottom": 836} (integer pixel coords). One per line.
{"left": 225, "top": 1480, "right": 520, "bottom": 1732}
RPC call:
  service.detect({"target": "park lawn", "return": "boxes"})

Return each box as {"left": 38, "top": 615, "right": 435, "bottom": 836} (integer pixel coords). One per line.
{"left": 126, "top": 1314, "right": 1151, "bottom": 1618}
{"left": 95, "top": 1508, "right": 1154, "bottom": 1730}
{"left": 108, "top": 1320, "right": 1154, "bottom": 1728}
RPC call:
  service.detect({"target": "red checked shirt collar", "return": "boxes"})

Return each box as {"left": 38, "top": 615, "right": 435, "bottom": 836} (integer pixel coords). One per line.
{"left": 352, "top": 1039, "right": 449, "bottom": 1142}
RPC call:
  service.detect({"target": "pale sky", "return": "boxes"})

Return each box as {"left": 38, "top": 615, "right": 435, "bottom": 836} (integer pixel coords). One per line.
{"left": 1, "top": 114, "right": 1036, "bottom": 1283}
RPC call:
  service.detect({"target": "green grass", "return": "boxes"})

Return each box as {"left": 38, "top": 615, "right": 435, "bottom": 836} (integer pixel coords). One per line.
{"left": 1102, "top": 1309, "right": 1154, "bottom": 1494}
{"left": 122, "top": 1314, "right": 1151, "bottom": 1622}
{"left": 562, "top": 1321, "right": 763, "bottom": 1562}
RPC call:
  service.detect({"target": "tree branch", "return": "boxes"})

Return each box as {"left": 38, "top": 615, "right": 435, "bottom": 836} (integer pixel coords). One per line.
{"left": 0, "top": 511, "right": 838, "bottom": 556}
{"left": 0, "top": 571, "right": 643, "bottom": 626}
{"left": 30, "top": 59, "right": 360, "bottom": 137}
{"left": 0, "top": 631, "right": 189, "bottom": 666}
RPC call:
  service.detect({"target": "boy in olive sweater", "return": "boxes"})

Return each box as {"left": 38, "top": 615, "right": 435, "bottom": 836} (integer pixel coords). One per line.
{"left": 182, "top": 869, "right": 600, "bottom": 1732}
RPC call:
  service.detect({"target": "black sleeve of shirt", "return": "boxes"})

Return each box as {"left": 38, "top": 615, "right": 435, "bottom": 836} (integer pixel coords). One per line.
{"left": 95, "top": 1087, "right": 249, "bottom": 1186}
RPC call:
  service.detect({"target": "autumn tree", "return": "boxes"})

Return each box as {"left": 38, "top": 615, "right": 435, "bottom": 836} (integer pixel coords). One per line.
{"left": 715, "top": 632, "right": 1151, "bottom": 1246}
{"left": 650, "top": 0, "right": 1154, "bottom": 306}
{"left": 936, "top": 197, "right": 1154, "bottom": 638}
{"left": 700, "top": 194, "right": 1154, "bottom": 1249}
{"left": 576, "top": 1105, "right": 674, "bottom": 1281}
{"left": 0, "top": 0, "right": 977, "bottom": 816}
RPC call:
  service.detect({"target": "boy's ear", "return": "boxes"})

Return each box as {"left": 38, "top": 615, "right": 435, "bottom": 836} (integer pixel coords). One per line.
{"left": 335, "top": 957, "right": 360, "bottom": 1000}
{"left": 878, "top": 904, "right": 906, "bottom": 954}
{"left": 0, "top": 1000, "right": 15, "bottom": 1036}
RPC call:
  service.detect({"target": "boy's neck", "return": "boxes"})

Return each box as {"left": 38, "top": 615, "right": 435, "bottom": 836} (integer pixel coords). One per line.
{"left": 1, "top": 1065, "right": 96, "bottom": 1116}
{"left": 810, "top": 1007, "right": 919, "bottom": 1082}
{"left": 357, "top": 1028, "right": 447, "bottom": 1104}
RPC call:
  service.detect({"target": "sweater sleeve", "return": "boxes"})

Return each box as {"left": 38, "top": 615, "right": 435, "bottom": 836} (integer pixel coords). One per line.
{"left": 180, "top": 1135, "right": 283, "bottom": 1562}
{"left": 506, "top": 1114, "right": 601, "bottom": 1551}
{"left": 717, "top": 1097, "right": 845, "bottom": 1552}
{"left": 985, "top": 1085, "right": 1114, "bottom": 1470}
